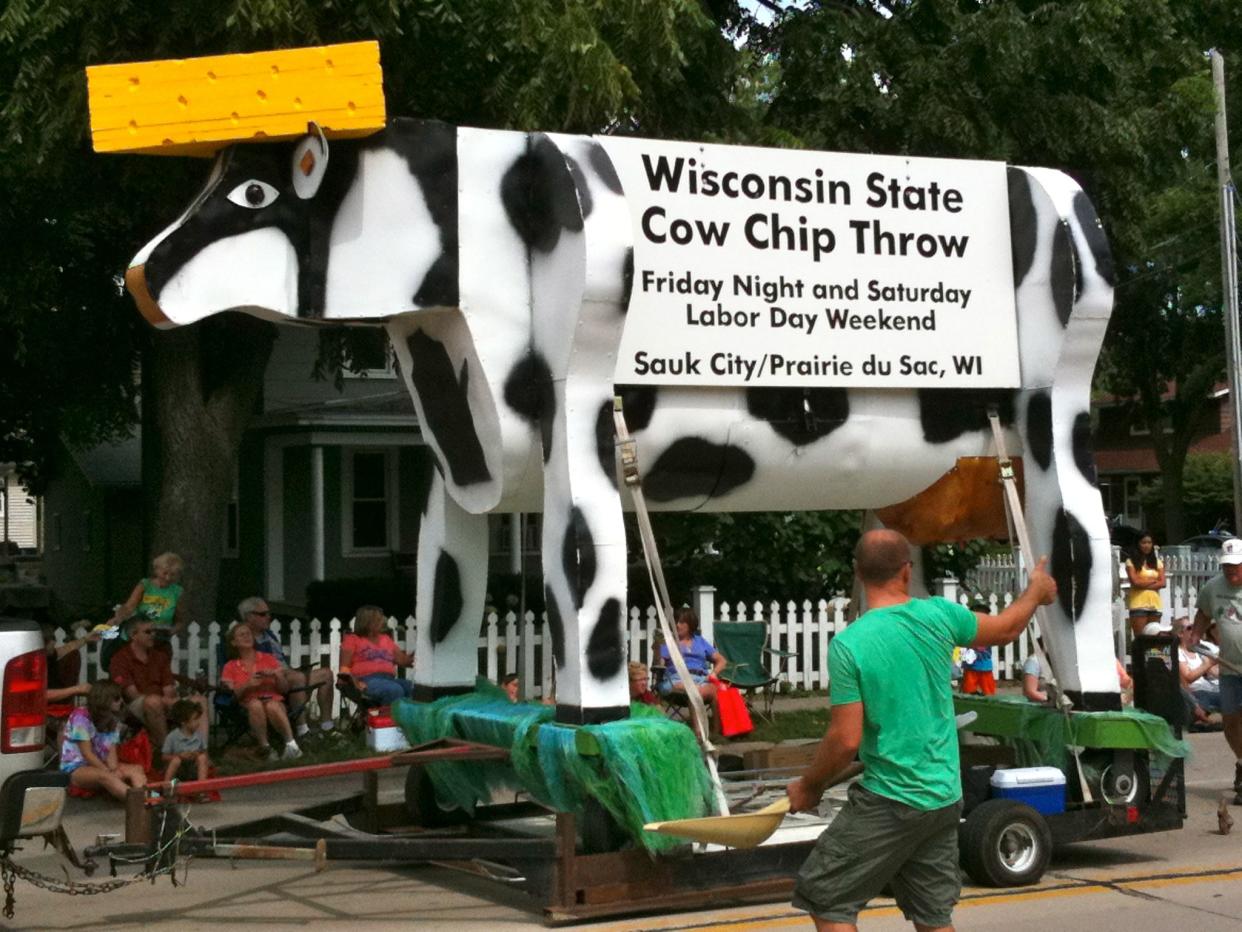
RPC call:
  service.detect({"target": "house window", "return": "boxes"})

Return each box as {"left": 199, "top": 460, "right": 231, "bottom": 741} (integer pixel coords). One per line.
{"left": 342, "top": 449, "right": 397, "bottom": 553}
{"left": 222, "top": 469, "right": 240, "bottom": 558}
{"left": 344, "top": 331, "right": 397, "bottom": 380}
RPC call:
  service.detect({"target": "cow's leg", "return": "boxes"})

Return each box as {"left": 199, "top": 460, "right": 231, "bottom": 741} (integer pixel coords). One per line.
{"left": 385, "top": 315, "right": 499, "bottom": 699}
{"left": 521, "top": 134, "right": 633, "bottom": 724}
{"left": 1009, "top": 167, "right": 1117, "bottom": 709}
{"left": 410, "top": 467, "right": 488, "bottom": 699}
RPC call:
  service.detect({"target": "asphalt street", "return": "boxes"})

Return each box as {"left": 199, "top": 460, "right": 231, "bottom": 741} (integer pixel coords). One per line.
{"left": 4, "top": 728, "right": 1240, "bottom": 930}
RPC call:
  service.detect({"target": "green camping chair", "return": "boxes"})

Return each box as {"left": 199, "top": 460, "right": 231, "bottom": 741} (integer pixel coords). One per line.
{"left": 714, "top": 622, "right": 794, "bottom": 723}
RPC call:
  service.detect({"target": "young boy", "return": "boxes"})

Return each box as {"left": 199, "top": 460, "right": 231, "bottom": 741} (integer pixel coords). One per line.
{"left": 162, "top": 699, "right": 210, "bottom": 785}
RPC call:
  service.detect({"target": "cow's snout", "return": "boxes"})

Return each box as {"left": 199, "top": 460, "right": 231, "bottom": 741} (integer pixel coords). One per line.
{"left": 125, "top": 264, "right": 170, "bottom": 326}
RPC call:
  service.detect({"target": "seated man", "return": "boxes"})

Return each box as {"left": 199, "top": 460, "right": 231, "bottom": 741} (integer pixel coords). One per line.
{"left": 109, "top": 618, "right": 207, "bottom": 751}
{"left": 238, "top": 597, "right": 334, "bottom": 735}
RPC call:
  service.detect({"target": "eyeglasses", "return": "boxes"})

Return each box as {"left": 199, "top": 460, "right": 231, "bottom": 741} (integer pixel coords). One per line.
{"left": 249, "top": 610, "right": 272, "bottom": 617}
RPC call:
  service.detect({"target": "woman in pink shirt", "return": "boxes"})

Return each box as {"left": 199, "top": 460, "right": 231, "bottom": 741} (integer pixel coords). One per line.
{"left": 340, "top": 605, "right": 414, "bottom": 706}
{"left": 221, "top": 624, "right": 301, "bottom": 761}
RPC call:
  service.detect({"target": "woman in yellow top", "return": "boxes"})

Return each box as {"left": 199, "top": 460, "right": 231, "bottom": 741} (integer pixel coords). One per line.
{"left": 1125, "top": 532, "right": 1165, "bottom": 636}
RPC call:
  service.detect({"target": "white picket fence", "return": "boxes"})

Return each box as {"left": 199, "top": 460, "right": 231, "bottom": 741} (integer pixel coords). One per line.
{"left": 53, "top": 573, "right": 1158, "bottom": 719}
{"left": 967, "top": 546, "right": 1219, "bottom": 628}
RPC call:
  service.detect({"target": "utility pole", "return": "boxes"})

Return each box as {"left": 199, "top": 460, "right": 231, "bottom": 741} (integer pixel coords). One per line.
{"left": 1212, "top": 49, "right": 1242, "bottom": 534}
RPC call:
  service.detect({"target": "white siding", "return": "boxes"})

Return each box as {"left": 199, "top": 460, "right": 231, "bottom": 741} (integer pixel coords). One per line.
{"left": 1, "top": 472, "right": 39, "bottom": 548}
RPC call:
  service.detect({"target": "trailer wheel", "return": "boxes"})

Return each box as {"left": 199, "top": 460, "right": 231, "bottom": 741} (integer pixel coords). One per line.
{"left": 959, "top": 799, "right": 1051, "bottom": 887}
{"left": 580, "top": 797, "right": 627, "bottom": 854}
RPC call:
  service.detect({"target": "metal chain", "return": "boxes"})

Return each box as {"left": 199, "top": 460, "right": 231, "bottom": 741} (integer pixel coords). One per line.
{"left": 0, "top": 807, "right": 191, "bottom": 918}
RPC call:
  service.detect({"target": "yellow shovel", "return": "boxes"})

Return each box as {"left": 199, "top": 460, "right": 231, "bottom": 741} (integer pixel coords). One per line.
{"left": 643, "top": 762, "right": 864, "bottom": 849}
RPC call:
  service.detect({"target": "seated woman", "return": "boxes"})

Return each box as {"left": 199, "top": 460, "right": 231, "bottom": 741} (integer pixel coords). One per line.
{"left": 59, "top": 680, "right": 147, "bottom": 801}
{"left": 657, "top": 607, "right": 727, "bottom": 711}
{"left": 220, "top": 623, "right": 302, "bottom": 761}
{"left": 1177, "top": 616, "right": 1221, "bottom": 725}
{"left": 628, "top": 661, "right": 659, "bottom": 706}
{"left": 340, "top": 605, "right": 414, "bottom": 706}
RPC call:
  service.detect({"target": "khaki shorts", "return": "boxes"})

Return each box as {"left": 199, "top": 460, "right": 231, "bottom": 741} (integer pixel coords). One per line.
{"left": 793, "top": 782, "right": 963, "bottom": 927}
{"left": 127, "top": 695, "right": 151, "bottom": 720}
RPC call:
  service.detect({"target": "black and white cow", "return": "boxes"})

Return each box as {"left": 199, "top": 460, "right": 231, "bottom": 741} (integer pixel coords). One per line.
{"left": 125, "top": 119, "right": 1118, "bottom": 722}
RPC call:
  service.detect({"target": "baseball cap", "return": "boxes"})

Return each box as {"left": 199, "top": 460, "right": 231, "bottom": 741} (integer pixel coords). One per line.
{"left": 1220, "top": 538, "right": 1242, "bottom": 565}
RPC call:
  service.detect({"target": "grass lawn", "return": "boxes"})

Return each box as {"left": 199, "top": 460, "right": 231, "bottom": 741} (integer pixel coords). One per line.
{"left": 210, "top": 726, "right": 383, "bottom": 777}
{"left": 742, "top": 707, "right": 829, "bottom": 744}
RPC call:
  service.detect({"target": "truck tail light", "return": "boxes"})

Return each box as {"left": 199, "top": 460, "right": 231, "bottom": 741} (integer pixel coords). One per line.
{"left": 2, "top": 649, "right": 46, "bottom": 753}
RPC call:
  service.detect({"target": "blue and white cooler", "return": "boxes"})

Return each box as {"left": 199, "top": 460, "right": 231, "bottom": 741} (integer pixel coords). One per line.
{"left": 989, "top": 766, "right": 1066, "bottom": 815}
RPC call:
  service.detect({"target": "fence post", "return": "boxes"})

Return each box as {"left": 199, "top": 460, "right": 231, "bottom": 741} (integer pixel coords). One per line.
{"left": 693, "top": 585, "right": 716, "bottom": 642}
{"left": 933, "top": 575, "right": 958, "bottom": 603}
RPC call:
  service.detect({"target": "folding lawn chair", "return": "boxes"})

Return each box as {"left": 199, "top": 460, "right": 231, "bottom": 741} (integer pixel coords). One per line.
{"left": 714, "top": 621, "right": 793, "bottom": 723}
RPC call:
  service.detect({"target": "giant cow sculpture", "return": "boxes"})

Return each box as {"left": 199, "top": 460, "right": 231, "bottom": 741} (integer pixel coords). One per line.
{"left": 124, "top": 119, "right": 1118, "bottom": 723}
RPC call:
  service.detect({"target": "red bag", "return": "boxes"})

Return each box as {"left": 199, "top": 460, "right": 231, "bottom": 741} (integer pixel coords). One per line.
{"left": 715, "top": 684, "right": 754, "bottom": 737}
{"left": 117, "top": 729, "right": 161, "bottom": 782}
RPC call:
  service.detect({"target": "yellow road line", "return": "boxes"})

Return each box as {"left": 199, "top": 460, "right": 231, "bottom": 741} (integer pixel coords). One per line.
{"left": 589, "top": 864, "right": 1242, "bottom": 932}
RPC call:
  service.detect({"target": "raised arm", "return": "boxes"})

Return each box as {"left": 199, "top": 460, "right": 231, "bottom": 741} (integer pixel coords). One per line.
{"left": 972, "top": 557, "right": 1058, "bottom": 648}
{"left": 107, "top": 583, "right": 145, "bottom": 625}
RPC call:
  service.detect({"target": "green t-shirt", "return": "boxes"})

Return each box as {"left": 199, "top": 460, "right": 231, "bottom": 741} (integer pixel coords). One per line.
{"left": 1196, "top": 574, "right": 1242, "bottom": 669}
{"left": 139, "top": 579, "right": 183, "bottom": 627}
{"left": 829, "top": 596, "right": 978, "bottom": 811}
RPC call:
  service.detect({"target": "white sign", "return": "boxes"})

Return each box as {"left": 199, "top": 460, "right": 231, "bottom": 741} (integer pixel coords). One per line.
{"left": 598, "top": 137, "right": 1019, "bottom": 388}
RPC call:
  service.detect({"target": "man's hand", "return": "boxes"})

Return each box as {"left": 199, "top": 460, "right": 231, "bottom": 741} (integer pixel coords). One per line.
{"left": 1025, "top": 556, "right": 1057, "bottom": 606}
{"left": 787, "top": 776, "right": 824, "bottom": 814}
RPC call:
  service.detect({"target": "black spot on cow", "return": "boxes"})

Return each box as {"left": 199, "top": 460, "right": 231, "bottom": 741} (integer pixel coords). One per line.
{"left": 644, "top": 438, "right": 756, "bottom": 503}
{"left": 1050, "top": 508, "right": 1092, "bottom": 620}
{"left": 406, "top": 330, "right": 492, "bottom": 487}
{"left": 1050, "top": 222, "right": 1075, "bottom": 327}
{"left": 385, "top": 119, "right": 459, "bottom": 306}
{"left": 429, "top": 550, "right": 463, "bottom": 644}
{"left": 918, "top": 389, "right": 1015, "bottom": 444}
{"left": 613, "top": 384, "right": 658, "bottom": 431}
{"left": 413, "top": 253, "right": 458, "bottom": 307}
{"left": 1026, "top": 392, "right": 1053, "bottom": 471}
{"left": 1007, "top": 168, "right": 1037, "bottom": 289}
{"left": 565, "top": 154, "right": 592, "bottom": 219}
{"left": 586, "top": 598, "right": 625, "bottom": 680}
{"left": 544, "top": 584, "right": 566, "bottom": 668}
{"left": 595, "top": 400, "right": 618, "bottom": 489}
{"left": 1072, "top": 411, "right": 1097, "bottom": 485}
{"left": 502, "top": 351, "right": 556, "bottom": 463}
{"left": 1073, "top": 191, "right": 1115, "bottom": 286}
{"left": 501, "top": 136, "right": 583, "bottom": 254}
{"left": 620, "top": 248, "right": 634, "bottom": 314}
{"left": 746, "top": 387, "right": 850, "bottom": 446}
{"left": 411, "top": 447, "right": 436, "bottom": 517}
{"left": 588, "top": 141, "right": 623, "bottom": 195}
{"left": 562, "top": 507, "right": 597, "bottom": 611}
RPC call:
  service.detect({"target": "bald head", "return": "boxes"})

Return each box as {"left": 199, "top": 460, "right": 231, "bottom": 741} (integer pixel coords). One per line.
{"left": 855, "top": 529, "right": 912, "bottom": 586}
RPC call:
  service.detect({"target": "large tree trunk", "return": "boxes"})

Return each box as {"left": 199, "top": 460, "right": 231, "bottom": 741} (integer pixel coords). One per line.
{"left": 144, "top": 314, "right": 276, "bottom": 624}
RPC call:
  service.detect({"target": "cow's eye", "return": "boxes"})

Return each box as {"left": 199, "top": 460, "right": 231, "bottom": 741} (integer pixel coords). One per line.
{"left": 226, "top": 180, "right": 279, "bottom": 209}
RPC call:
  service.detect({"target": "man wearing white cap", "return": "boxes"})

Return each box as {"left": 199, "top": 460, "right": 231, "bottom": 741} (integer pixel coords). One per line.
{"left": 1193, "top": 537, "right": 1242, "bottom": 804}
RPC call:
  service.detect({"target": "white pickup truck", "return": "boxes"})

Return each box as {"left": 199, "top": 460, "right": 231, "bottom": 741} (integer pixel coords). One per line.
{"left": 0, "top": 616, "right": 67, "bottom": 851}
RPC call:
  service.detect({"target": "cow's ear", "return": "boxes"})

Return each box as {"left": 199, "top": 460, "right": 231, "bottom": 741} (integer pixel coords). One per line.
{"left": 291, "top": 123, "right": 330, "bottom": 199}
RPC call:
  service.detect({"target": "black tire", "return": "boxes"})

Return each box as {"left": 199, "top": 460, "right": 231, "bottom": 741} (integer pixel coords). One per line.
{"left": 580, "top": 797, "right": 627, "bottom": 854}
{"left": 959, "top": 799, "right": 1052, "bottom": 887}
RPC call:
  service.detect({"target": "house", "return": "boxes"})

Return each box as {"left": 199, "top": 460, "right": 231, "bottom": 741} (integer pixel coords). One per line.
{"left": 43, "top": 326, "right": 452, "bottom": 621}
{"left": 1092, "top": 386, "right": 1234, "bottom": 533}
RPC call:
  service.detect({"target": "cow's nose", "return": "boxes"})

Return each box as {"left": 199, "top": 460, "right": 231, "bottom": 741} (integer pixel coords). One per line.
{"left": 124, "top": 264, "right": 170, "bottom": 326}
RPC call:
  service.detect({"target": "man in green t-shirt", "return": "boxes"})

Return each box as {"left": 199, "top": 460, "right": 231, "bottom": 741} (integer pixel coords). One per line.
{"left": 1192, "top": 537, "right": 1242, "bottom": 804}
{"left": 787, "top": 529, "right": 1056, "bottom": 931}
